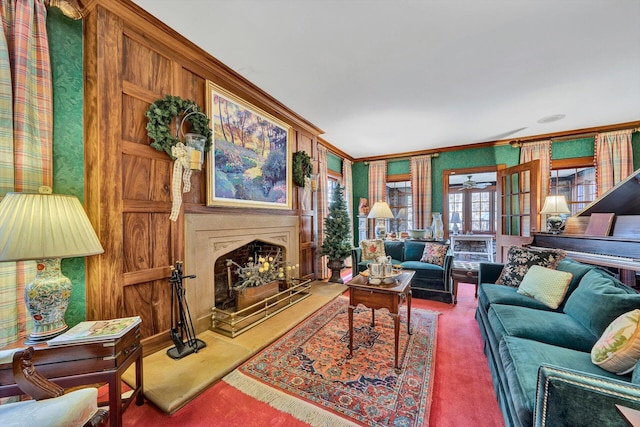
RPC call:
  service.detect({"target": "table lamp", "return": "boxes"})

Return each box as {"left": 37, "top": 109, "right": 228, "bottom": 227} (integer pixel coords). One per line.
{"left": 540, "top": 195, "right": 571, "bottom": 234}
{"left": 367, "top": 201, "right": 394, "bottom": 239}
{"left": 450, "top": 212, "right": 461, "bottom": 235}
{"left": 0, "top": 186, "right": 104, "bottom": 342}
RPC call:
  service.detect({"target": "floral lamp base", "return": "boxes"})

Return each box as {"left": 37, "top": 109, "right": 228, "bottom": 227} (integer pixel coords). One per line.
{"left": 24, "top": 259, "right": 71, "bottom": 342}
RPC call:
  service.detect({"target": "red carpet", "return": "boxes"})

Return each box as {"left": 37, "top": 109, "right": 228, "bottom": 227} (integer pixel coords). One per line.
{"left": 122, "top": 282, "right": 504, "bottom": 426}
{"left": 226, "top": 296, "right": 437, "bottom": 426}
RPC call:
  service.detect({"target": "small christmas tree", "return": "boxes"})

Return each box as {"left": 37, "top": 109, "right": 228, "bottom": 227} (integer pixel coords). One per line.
{"left": 320, "top": 183, "right": 352, "bottom": 282}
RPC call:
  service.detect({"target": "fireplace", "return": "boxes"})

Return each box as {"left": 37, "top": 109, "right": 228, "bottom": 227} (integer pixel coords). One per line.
{"left": 184, "top": 213, "right": 299, "bottom": 333}
{"left": 213, "top": 240, "right": 286, "bottom": 310}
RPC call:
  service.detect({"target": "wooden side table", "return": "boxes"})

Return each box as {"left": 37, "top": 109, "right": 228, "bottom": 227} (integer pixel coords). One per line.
{"left": 451, "top": 261, "right": 479, "bottom": 304}
{"left": 346, "top": 270, "right": 415, "bottom": 369}
{"left": 0, "top": 326, "right": 144, "bottom": 427}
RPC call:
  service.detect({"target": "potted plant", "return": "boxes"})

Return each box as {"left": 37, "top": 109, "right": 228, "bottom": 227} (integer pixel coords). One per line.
{"left": 320, "top": 183, "right": 352, "bottom": 283}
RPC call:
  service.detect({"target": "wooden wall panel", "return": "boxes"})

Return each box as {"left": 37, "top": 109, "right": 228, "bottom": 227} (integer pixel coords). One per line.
{"left": 84, "top": 0, "right": 323, "bottom": 353}
{"left": 122, "top": 154, "right": 152, "bottom": 200}
{"left": 123, "top": 213, "right": 151, "bottom": 272}
{"left": 122, "top": 35, "right": 172, "bottom": 95}
{"left": 121, "top": 95, "right": 152, "bottom": 145}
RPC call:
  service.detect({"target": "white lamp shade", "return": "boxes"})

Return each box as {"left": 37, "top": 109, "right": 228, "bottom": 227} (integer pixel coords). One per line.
{"left": 0, "top": 190, "right": 104, "bottom": 261}
{"left": 450, "top": 212, "right": 461, "bottom": 223}
{"left": 367, "top": 201, "right": 394, "bottom": 219}
{"left": 540, "top": 195, "right": 571, "bottom": 215}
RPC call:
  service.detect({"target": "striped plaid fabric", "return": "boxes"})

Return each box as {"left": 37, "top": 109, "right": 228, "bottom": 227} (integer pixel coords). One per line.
{"left": 520, "top": 140, "right": 551, "bottom": 233}
{"left": 317, "top": 145, "right": 329, "bottom": 279}
{"left": 595, "top": 129, "right": 634, "bottom": 196}
{"left": 410, "top": 154, "right": 433, "bottom": 229}
{"left": 595, "top": 129, "right": 636, "bottom": 286}
{"left": 367, "top": 160, "right": 387, "bottom": 239}
{"left": 0, "top": 0, "right": 53, "bottom": 347}
{"left": 342, "top": 159, "right": 353, "bottom": 245}
{"left": 520, "top": 140, "right": 551, "bottom": 197}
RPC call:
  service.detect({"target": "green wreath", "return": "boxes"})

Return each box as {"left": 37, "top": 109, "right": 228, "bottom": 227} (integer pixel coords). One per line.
{"left": 292, "top": 151, "right": 312, "bottom": 187}
{"left": 145, "top": 95, "right": 213, "bottom": 159}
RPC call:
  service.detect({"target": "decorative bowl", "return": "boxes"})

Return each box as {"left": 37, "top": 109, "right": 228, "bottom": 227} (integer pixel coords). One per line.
{"left": 407, "top": 229, "right": 425, "bottom": 239}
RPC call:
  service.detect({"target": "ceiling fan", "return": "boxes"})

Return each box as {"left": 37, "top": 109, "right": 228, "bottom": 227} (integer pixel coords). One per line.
{"left": 459, "top": 175, "right": 491, "bottom": 191}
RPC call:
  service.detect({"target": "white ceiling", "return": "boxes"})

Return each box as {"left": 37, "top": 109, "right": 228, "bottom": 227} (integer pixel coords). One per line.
{"left": 131, "top": 0, "right": 640, "bottom": 159}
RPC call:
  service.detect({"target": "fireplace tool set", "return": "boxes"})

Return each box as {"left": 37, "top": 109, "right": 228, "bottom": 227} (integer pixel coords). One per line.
{"left": 167, "top": 261, "right": 206, "bottom": 359}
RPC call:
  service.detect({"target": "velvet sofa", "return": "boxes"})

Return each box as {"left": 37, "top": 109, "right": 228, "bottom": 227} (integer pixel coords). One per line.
{"left": 351, "top": 239, "right": 453, "bottom": 303}
{"left": 476, "top": 256, "right": 640, "bottom": 427}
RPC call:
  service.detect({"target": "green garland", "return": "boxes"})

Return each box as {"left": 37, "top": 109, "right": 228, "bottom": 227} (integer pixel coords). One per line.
{"left": 292, "top": 151, "right": 312, "bottom": 187}
{"left": 145, "top": 95, "right": 213, "bottom": 159}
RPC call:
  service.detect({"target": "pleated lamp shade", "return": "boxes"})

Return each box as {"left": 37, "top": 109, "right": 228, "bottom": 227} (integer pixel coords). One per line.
{"left": 0, "top": 187, "right": 104, "bottom": 262}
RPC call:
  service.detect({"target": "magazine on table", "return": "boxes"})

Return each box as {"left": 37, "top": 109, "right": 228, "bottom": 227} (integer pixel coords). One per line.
{"left": 46, "top": 316, "right": 141, "bottom": 347}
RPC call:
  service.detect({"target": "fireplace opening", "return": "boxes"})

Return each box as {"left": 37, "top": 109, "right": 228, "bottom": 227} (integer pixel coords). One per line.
{"left": 213, "top": 240, "right": 285, "bottom": 310}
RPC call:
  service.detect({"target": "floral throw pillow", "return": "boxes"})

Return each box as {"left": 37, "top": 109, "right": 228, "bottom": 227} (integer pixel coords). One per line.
{"left": 360, "top": 239, "right": 385, "bottom": 261}
{"left": 592, "top": 309, "right": 640, "bottom": 375}
{"left": 496, "top": 246, "right": 566, "bottom": 287}
{"left": 420, "top": 242, "right": 450, "bottom": 266}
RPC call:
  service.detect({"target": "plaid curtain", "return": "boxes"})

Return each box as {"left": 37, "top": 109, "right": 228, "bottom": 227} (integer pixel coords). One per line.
{"left": 595, "top": 130, "right": 634, "bottom": 196}
{"left": 595, "top": 129, "right": 636, "bottom": 286}
{"left": 410, "top": 155, "right": 433, "bottom": 229}
{"left": 0, "top": 0, "right": 52, "bottom": 346}
{"left": 367, "top": 160, "right": 386, "bottom": 239}
{"left": 342, "top": 159, "right": 353, "bottom": 247}
{"left": 520, "top": 140, "right": 551, "bottom": 233}
{"left": 317, "top": 145, "right": 329, "bottom": 279}
{"left": 520, "top": 140, "right": 551, "bottom": 197}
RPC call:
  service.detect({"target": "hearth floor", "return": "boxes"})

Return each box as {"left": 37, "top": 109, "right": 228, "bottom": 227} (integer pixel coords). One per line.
{"left": 121, "top": 281, "right": 347, "bottom": 414}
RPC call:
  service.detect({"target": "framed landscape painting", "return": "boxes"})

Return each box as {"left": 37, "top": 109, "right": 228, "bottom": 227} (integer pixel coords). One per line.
{"left": 206, "top": 81, "right": 292, "bottom": 209}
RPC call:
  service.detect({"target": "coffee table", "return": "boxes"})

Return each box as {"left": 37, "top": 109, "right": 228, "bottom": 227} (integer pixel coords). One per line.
{"left": 346, "top": 270, "right": 415, "bottom": 369}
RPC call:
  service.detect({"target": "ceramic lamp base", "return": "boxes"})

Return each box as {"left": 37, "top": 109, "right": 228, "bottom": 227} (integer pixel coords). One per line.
{"left": 374, "top": 219, "right": 387, "bottom": 239}
{"left": 25, "top": 259, "right": 71, "bottom": 341}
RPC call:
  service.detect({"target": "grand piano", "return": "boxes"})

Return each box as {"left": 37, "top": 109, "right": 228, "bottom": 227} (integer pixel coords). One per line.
{"left": 530, "top": 167, "right": 640, "bottom": 287}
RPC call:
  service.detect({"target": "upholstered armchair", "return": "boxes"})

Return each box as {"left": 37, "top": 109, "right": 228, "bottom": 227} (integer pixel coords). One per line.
{"left": 0, "top": 347, "right": 108, "bottom": 427}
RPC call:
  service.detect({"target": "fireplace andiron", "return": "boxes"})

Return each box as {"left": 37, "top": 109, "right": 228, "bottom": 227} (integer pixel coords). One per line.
{"left": 167, "top": 261, "right": 206, "bottom": 359}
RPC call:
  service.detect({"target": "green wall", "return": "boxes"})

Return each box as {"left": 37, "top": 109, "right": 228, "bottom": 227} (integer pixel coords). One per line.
{"left": 327, "top": 151, "right": 342, "bottom": 173}
{"left": 48, "top": 9, "right": 85, "bottom": 327}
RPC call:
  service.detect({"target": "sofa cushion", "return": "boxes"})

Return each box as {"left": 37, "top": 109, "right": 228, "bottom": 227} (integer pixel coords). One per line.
{"left": 555, "top": 258, "right": 595, "bottom": 302}
{"left": 488, "top": 304, "right": 598, "bottom": 352}
{"left": 564, "top": 268, "right": 640, "bottom": 338}
{"left": 592, "top": 309, "right": 640, "bottom": 375}
{"left": 400, "top": 261, "right": 444, "bottom": 282}
{"left": 516, "top": 265, "right": 573, "bottom": 309}
{"left": 499, "top": 336, "right": 625, "bottom": 427}
{"left": 496, "top": 246, "right": 566, "bottom": 287}
{"left": 420, "top": 242, "right": 449, "bottom": 266}
{"left": 384, "top": 240, "right": 405, "bottom": 262}
{"left": 478, "top": 283, "right": 555, "bottom": 314}
{"left": 403, "top": 240, "right": 426, "bottom": 261}
{"left": 360, "top": 239, "right": 385, "bottom": 261}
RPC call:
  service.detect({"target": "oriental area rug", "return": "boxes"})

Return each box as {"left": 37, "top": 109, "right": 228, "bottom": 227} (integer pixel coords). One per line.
{"left": 223, "top": 296, "right": 439, "bottom": 426}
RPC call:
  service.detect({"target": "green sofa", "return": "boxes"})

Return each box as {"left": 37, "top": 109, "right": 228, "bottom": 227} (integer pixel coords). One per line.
{"left": 351, "top": 240, "right": 453, "bottom": 303}
{"left": 475, "top": 258, "right": 640, "bottom": 427}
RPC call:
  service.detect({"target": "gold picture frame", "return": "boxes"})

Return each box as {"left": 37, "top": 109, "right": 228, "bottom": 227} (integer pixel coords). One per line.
{"left": 206, "top": 81, "right": 292, "bottom": 209}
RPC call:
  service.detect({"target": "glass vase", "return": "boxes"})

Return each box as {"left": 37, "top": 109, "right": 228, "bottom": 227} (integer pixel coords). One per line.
{"left": 432, "top": 212, "right": 444, "bottom": 240}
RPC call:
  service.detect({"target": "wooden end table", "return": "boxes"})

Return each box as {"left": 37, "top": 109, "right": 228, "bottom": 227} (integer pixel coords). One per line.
{"left": 451, "top": 261, "right": 479, "bottom": 304}
{"left": 0, "top": 326, "right": 144, "bottom": 427}
{"left": 346, "top": 270, "right": 415, "bottom": 370}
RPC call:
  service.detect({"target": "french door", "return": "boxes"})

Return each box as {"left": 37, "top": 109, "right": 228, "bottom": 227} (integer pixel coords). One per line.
{"left": 496, "top": 160, "right": 541, "bottom": 262}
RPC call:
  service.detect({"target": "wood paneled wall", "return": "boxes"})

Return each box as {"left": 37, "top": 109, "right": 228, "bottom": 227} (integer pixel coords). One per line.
{"left": 82, "top": 0, "right": 322, "bottom": 355}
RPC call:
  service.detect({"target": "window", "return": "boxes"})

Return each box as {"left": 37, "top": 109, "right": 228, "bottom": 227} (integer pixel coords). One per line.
{"left": 326, "top": 176, "right": 339, "bottom": 204}
{"left": 449, "top": 189, "right": 496, "bottom": 234}
{"left": 549, "top": 165, "right": 596, "bottom": 215}
{"left": 386, "top": 181, "right": 412, "bottom": 236}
